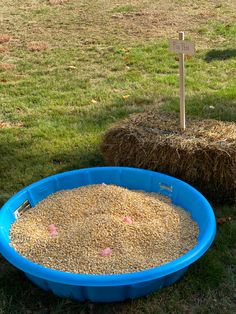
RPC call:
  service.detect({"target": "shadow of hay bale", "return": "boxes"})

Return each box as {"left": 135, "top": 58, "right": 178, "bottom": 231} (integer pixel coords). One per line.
{"left": 101, "top": 111, "right": 236, "bottom": 204}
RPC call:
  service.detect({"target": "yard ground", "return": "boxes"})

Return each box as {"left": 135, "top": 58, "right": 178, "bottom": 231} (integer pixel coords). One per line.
{"left": 0, "top": 1, "right": 236, "bottom": 313}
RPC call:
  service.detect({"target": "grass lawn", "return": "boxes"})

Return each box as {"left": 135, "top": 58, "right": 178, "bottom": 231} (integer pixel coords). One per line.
{"left": 0, "top": 0, "right": 236, "bottom": 313}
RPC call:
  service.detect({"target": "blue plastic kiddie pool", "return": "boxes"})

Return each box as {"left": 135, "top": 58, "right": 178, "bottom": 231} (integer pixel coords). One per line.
{"left": 0, "top": 167, "right": 216, "bottom": 302}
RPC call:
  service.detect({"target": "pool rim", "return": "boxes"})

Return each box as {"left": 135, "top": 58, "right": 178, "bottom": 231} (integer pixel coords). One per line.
{"left": 0, "top": 166, "right": 216, "bottom": 287}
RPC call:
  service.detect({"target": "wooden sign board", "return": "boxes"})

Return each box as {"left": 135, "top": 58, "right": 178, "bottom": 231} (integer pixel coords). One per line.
{"left": 169, "top": 39, "right": 195, "bottom": 55}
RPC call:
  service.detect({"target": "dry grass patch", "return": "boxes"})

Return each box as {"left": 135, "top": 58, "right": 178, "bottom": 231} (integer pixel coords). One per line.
{"left": 27, "top": 41, "right": 49, "bottom": 52}
{"left": 0, "top": 1, "right": 235, "bottom": 49}
{"left": 108, "top": 4, "right": 218, "bottom": 45}
{"left": 101, "top": 111, "right": 236, "bottom": 204}
{"left": 0, "top": 120, "right": 23, "bottom": 129}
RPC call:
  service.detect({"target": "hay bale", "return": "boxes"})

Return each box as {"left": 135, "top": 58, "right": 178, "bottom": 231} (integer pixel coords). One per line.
{"left": 101, "top": 111, "right": 236, "bottom": 204}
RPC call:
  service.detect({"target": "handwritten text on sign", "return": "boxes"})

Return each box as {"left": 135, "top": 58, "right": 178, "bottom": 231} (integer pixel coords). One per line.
{"left": 169, "top": 39, "right": 195, "bottom": 55}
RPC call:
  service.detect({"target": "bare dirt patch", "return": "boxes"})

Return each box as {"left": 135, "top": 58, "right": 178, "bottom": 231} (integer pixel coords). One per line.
{"left": 0, "top": 63, "right": 16, "bottom": 71}
{"left": 49, "top": 0, "right": 70, "bottom": 5}
{"left": 27, "top": 41, "right": 49, "bottom": 52}
{"left": 0, "top": 34, "right": 11, "bottom": 44}
{"left": 0, "top": 45, "right": 9, "bottom": 53}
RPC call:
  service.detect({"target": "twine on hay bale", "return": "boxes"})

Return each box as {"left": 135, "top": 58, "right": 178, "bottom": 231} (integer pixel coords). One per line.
{"left": 101, "top": 111, "right": 236, "bottom": 204}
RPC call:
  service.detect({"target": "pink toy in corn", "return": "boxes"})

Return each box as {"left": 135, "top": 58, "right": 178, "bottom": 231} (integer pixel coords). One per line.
{"left": 122, "top": 216, "right": 133, "bottom": 224}
{"left": 100, "top": 247, "right": 112, "bottom": 257}
{"left": 48, "top": 224, "right": 58, "bottom": 237}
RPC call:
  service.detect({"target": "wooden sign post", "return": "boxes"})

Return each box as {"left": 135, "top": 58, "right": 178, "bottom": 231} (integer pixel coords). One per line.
{"left": 169, "top": 32, "right": 195, "bottom": 130}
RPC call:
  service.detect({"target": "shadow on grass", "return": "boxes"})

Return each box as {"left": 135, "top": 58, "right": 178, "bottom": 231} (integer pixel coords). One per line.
{"left": 0, "top": 138, "right": 105, "bottom": 207}
{"left": 0, "top": 96, "right": 152, "bottom": 207}
{"left": 204, "top": 49, "right": 236, "bottom": 62}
